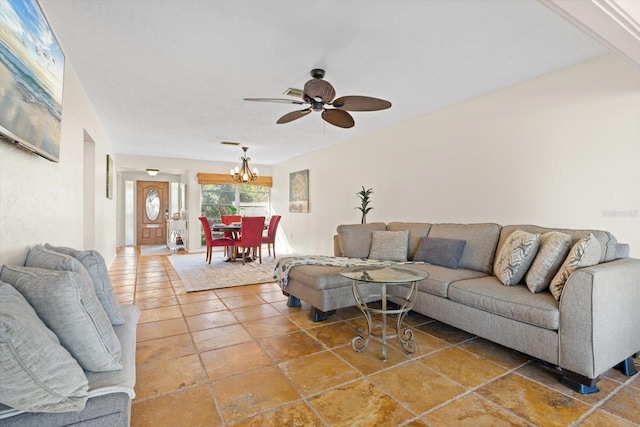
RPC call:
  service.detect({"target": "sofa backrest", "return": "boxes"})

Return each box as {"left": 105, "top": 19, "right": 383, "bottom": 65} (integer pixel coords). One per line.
{"left": 427, "top": 223, "right": 502, "bottom": 274}
{"left": 335, "top": 223, "right": 387, "bottom": 258}
{"left": 386, "top": 222, "right": 432, "bottom": 261}
{"left": 497, "top": 225, "right": 618, "bottom": 263}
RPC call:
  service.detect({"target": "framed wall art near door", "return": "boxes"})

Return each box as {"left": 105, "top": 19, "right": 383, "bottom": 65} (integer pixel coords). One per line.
{"left": 289, "top": 169, "right": 309, "bottom": 213}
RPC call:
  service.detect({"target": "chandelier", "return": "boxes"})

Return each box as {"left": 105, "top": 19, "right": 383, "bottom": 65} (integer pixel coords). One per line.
{"left": 230, "top": 146, "right": 258, "bottom": 183}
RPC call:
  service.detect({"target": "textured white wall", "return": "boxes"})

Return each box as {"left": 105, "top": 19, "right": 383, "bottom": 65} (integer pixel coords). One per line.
{"left": 272, "top": 55, "right": 640, "bottom": 257}
{"left": 0, "top": 63, "right": 116, "bottom": 266}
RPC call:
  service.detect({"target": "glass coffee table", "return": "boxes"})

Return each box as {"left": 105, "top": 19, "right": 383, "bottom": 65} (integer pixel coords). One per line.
{"left": 340, "top": 265, "right": 429, "bottom": 361}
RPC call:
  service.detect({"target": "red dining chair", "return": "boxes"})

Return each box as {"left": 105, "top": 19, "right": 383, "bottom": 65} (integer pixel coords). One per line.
{"left": 233, "top": 216, "right": 265, "bottom": 265}
{"left": 262, "top": 215, "right": 281, "bottom": 258}
{"left": 198, "top": 216, "right": 235, "bottom": 264}
{"left": 220, "top": 215, "right": 241, "bottom": 256}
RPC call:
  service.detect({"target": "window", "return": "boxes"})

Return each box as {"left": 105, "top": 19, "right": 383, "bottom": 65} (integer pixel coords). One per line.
{"left": 200, "top": 183, "right": 271, "bottom": 244}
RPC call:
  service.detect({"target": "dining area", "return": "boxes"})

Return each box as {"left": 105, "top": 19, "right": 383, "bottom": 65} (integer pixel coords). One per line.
{"left": 198, "top": 215, "right": 281, "bottom": 265}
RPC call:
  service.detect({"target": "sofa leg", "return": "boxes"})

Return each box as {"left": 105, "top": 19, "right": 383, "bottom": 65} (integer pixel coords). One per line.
{"left": 615, "top": 356, "right": 639, "bottom": 377}
{"left": 286, "top": 295, "right": 301, "bottom": 308}
{"left": 560, "top": 369, "right": 600, "bottom": 394}
{"left": 308, "top": 307, "right": 335, "bottom": 322}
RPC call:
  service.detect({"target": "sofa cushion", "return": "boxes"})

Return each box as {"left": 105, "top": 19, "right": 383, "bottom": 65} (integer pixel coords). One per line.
{"left": 368, "top": 230, "right": 409, "bottom": 262}
{"left": 288, "top": 265, "right": 353, "bottom": 290}
{"left": 405, "top": 264, "right": 488, "bottom": 298}
{"left": 0, "top": 281, "right": 88, "bottom": 413}
{"left": 493, "top": 230, "right": 540, "bottom": 286}
{"left": 525, "top": 232, "right": 572, "bottom": 293}
{"left": 45, "top": 244, "right": 124, "bottom": 325}
{"left": 448, "top": 276, "right": 560, "bottom": 330}
{"left": 427, "top": 223, "right": 501, "bottom": 274}
{"left": 549, "top": 233, "right": 601, "bottom": 300}
{"left": 337, "top": 223, "right": 387, "bottom": 258}
{"left": 413, "top": 237, "right": 466, "bottom": 269}
{"left": 386, "top": 222, "right": 432, "bottom": 261}
{"left": 0, "top": 266, "right": 122, "bottom": 372}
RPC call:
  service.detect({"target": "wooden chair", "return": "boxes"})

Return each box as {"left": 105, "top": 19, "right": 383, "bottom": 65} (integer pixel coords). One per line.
{"left": 233, "top": 216, "right": 265, "bottom": 265}
{"left": 198, "top": 216, "right": 234, "bottom": 264}
{"left": 261, "top": 215, "right": 281, "bottom": 258}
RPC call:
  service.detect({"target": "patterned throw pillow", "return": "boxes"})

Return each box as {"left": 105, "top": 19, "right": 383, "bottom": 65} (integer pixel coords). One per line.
{"left": 368, "top": 230, "right": 409, "bottom": 262}
{"left": 494, "top": 230, "right": 541, "bottom": 286}
{"left": 549, "top": 233, "right": 601, "bottom": 300}
{"left": 525, "top": 232, "right": 572, "bottom": 293}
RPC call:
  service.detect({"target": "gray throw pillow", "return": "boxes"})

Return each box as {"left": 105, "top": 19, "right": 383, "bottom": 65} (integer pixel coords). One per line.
{"left": 549, "top": 233, "right": 601, "bottom": 300}
{"left": 44, "top": 244, "right": 124, "bottom": 325}
{"left": 0, "top": 281, "right": 88, "bottom": 412}
{"left": 0, "top": 266, "right": 123, "bottom": 372}
{"left": 494, "top": 230, "right": 541, "bottom": 286}
{"left": 413, "top": 237, "right": 466, "bottom": 269}
{"left": 368, "top": 230, "right": 409, "bottom": 262}
{"left": 525, "top": 232, "right": 572, "bottom": 293}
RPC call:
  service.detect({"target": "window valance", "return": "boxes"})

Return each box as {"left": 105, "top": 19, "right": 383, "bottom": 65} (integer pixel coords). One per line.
{"left": 197, "top": 173, "right": 272, "bottom": 188}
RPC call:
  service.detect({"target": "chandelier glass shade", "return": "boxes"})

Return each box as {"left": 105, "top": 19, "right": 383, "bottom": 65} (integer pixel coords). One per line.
{"left": 230, "top": 146, "right": 258, "bottom": 183}
{"left": 146, "top": 169, "right": 159, "bottom": 176}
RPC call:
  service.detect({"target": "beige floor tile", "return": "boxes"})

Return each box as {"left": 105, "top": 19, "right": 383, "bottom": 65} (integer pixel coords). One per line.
{"left": 386, "top": 327, "right": 450, "bottom": 357}
{"left": 135, "top": 333, "right": 196, "bottom": 364}
{"left": 307, "top": 320, "right": 360, "bottom": 349}
{"left": 212, "top": 365, "right": 301, "bottom": 423}
{"left": 138, "top": 305, "right": 184, "bottom": 324}
{"left": 134, "top": 295, "right": 178, "bottom": 310}
{"left": 180, "top": 298, "right": 227, "bottom": 316}
{"left": 136, "top": 317, "right": 189, "bottom": 342}
{"left": 191, "top": 323, "right": 253, "bottom": 352}
{"left": 186, "top": 310, "right": 238, "bottom": 332}
{"left": 332, "top": 340, "right": 408, "bottom": 375}
{"left": 231, "top": 303, "right": 282, "bottom": 322}
{"left": 308, "top": 379, "right": 415, "bottom": 426}
{"left": 260, "top": 330, "right": 325, "bottom": 363}
{"left": 458, "top": 337, "right": 531, "bottom": 369}
{"left": 421, "top": 346, "right": 507, "bottom": 388}
{"left": 176, "top": 291, "right": 218, "bottom": 304}
{"left": 231, "top": 401, "right": 324, "bottom": 427}
{"left": 242, "top": 315, "right": 300, "bottom": 339}
{"left": 579, "top": 409, "right": 638, "bottom": 426}
{"left": 257, "top": 289, "right": 289, "bottom": 303}
{"left": 370, "top": 361, "right": 466, "bottom": 414}
{"left": 601, "top": 385, "right": 640, "bottom": 424}
{"left": 477, "top": 373, "right": 590, "bottom": 426}
{"left": 423, "top": 392, "right": 530, "bottom": 426}
{"left": 131, "top": 384, "right": 222, "bottom": 427}
{"left": 201, "top": 341, "right": 272, "bottom": 381}
{"left": 279, "top": 350, "right": 362, "bottom": 396}
{"left": 135, "top": 354, "right": 208, "bottom": 400}
{"left": 135, "top": 287, "right": 176, "bottom": 301}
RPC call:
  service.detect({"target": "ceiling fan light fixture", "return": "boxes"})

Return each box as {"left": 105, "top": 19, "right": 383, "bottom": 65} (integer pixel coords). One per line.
{"left": 230, "top": 146, "right": 258, "bottom": 183}
{"left": 146, "top": 168, "right": 159, "bottom": 176}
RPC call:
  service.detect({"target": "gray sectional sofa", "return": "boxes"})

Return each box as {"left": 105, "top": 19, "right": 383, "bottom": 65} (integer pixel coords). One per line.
{"left": 0, "top": 245, "right": 138, "bottom": 426}
{"left": 280, "top": 222, "right": 640, "bottom": 394}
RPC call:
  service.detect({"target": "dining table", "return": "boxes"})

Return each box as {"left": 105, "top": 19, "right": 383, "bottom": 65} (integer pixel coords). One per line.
{"left": 211, "top": 221, "right": 267, "bottom": 262}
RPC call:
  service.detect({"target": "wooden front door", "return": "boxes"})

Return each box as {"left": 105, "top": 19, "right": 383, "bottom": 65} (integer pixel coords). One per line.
{"left": 137, "top": 181, "right": 168, "bottom": 245}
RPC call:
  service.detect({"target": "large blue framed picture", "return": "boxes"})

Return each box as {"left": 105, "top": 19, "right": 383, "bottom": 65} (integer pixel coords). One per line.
{"left": 0, "top": 0, "right": 65, "bottom": 162}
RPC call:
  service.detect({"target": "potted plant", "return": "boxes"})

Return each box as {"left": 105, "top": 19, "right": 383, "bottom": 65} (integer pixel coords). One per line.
{"left": 356, "top": 186, "right": 373, "bottom": 224}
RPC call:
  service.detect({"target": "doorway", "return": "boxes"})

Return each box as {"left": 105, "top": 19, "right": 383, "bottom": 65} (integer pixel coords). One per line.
{"left": 136, "top": 181, "right": 169, "bottom": 246}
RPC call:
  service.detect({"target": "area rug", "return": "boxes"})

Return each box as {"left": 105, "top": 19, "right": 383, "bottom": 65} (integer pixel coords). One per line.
{"left": 140, "top": 245, "right": 172, "bottom": 256}
{"left": 168, "top": 253, "right": 279, "bottom": 292}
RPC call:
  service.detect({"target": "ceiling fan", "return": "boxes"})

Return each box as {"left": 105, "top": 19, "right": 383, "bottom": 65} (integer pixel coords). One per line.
{"left": 244, "top": 69, "right": 392, "bottom": 129}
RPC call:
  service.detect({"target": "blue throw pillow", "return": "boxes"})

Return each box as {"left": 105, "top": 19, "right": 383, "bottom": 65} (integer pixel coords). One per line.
{"left": 413, "top": 237, "right": 466, "bottom": 269}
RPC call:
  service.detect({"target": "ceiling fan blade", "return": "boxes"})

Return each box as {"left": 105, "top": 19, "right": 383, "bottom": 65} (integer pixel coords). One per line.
{"left": 303, "top": 79, "right": 336, "bottom": 103}
{"left": 244, "top": 98, "right": 305, "bottom": 105}
{"left": 332, "top": 96, "right": 392, "bottom": 111}
{"left": 277, "top": 108, "right": 312, "bottom": 124}
{"left": 321, "top": 109, "right": 355, "bottom": 128}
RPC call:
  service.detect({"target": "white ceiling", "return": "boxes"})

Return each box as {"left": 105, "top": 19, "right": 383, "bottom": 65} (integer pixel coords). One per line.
{"left": 39, "top": 0, "right": 610, "bottom": 166}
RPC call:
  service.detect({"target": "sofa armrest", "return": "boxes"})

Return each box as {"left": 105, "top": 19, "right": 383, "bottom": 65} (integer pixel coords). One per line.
{"left": 559, "top": 258, "right": 640, "bottom": 378}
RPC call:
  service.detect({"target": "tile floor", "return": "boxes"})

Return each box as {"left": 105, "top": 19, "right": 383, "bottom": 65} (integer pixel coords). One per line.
{"left": 110, "top": 247, "right": 640, "bottom": 426}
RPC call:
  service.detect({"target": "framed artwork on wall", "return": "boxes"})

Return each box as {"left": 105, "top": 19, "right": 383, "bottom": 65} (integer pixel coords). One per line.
{"left": 289, "top": 169, "right": 309, "bottom": 213}
{"left": 106, "top": 154, "right": 114, "bottom": 199}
